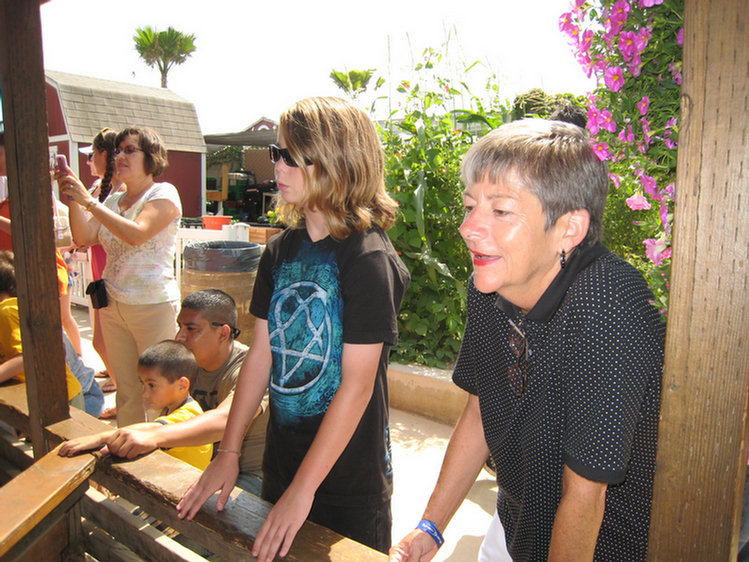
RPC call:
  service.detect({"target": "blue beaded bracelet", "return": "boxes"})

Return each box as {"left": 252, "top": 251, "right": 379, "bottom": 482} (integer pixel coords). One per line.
{"left": 417, "top": 519, "right": 444, "bottom": 548}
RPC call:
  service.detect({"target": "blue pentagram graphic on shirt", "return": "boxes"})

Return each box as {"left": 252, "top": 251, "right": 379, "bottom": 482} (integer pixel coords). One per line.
{"left": 268, "top": 241, "right": 343, "bottom": 427}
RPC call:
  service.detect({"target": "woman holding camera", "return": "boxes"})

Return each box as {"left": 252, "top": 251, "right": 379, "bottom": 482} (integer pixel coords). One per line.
{"left": 58, "top": 126, "right": 182, "bottom": 427}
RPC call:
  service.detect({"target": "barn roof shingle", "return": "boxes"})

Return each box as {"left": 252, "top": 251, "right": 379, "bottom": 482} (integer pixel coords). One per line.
{"left": 46, "top": 70, "right": 205, "bottom": 153}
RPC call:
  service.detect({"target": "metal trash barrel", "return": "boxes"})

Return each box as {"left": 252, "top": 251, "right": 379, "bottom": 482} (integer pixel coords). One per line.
{"left": 181, "top": 241, "right": 262, "bottom": 347}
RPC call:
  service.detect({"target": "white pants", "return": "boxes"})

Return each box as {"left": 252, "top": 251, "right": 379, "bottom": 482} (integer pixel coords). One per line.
{"left": 478, "top": 511, "right": 513, "bottom": 562}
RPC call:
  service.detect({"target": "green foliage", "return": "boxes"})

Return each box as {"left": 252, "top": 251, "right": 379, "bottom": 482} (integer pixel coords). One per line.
{"left": 206, "top": 145, "right": 244, "bottom": 168}
{"left": 380, "top": 47, "right": 509, "bottom": 367}
{"left": 329, "top": 68, "right": 384, "bottom": 100}
{"left": 133, "top": 26, "right": 197, "bottom": 88}
{"left": 511, "top": 89, "right": 588, "bottom": 122}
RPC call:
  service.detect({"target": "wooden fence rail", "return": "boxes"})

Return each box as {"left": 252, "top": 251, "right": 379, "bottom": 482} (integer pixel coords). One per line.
{"left": 0, "top": 380, "right": 386, "bottom": 562}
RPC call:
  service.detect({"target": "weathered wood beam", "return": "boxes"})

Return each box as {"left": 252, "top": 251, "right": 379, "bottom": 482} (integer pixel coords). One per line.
{"left": 0, "top": 383, "right": 386, "bottom": 561}
{"left": 82, "top": 488, "right": 210, "bottom": 562}
{"left": 0, "top": 444, "right": 94, "bottom": 558}
{"left": 647, "top": 0, "right": 749, "bottom": 560}
{"left": 0, "top": 0, "right": 70, "bottom": 458}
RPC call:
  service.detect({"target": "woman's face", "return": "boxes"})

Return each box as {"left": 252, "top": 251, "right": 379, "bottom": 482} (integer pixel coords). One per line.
{"left": 91, "top": 148, "right": 107, "bottom": 178}
{"left": 115, "top": 134, "right": 148, "bottom": 182}
{"left": 273, "top": 133, "right": 308, "bottom": 207}
{"left": 460, "top": 177, "right": 565, "bottom": 311}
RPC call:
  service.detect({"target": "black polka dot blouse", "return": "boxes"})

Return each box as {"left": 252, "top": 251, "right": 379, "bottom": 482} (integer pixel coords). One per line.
{"left": 453, "top": 242, "right": 665, "bottom": 562}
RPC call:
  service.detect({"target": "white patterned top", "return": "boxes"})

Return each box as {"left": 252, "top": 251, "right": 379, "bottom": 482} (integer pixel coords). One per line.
{"left": 99, "top": 182, "right": 181, "bottom": 305}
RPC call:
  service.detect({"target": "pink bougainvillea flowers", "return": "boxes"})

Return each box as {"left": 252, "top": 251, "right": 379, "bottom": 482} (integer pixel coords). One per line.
{"left": 644, "top": 238, "right": 671, "bottom": 265}
{"left": 618, "top": 124, "right": 635, "bottom": 143}
{"left": 604, "top": 65, "right": 625, "bottom": 91}
{"left": 637, "top": 96, "right": 650, "bottom": 116}
{"left": 626, "top": 193, "right": 652, "bottom": 210}
{"left": 591, "top": 141, "right": 613, "bottom": 161}
{"left": 619, "top": 31, "right": 638, "bottom": 61}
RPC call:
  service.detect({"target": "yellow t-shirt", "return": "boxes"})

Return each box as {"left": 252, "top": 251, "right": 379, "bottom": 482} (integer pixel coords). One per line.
{"left": 0, "top": 297, "right": 82, "bottom": 401}
{"left": 155, "top": 397, "right": 212, "bottom": 470}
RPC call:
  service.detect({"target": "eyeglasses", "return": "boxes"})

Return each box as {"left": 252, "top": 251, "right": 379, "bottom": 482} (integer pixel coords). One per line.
{"left": 211, "top": 322, "right": 241, "bottom": 339}
{"left": 269, "top": 144, "right": 310, "bottom": 167}
{"left": 114, "top": 146, "right": 143, "bottom": 156}
{"left": 87, "top": 153, "right": 94, "bottom": 161}
{"left": 507, "top": 318, "right": 530, "bottom": 396}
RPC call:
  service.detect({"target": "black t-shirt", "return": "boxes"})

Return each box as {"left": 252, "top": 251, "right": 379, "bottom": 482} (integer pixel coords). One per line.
{"left": 251, "top": 226, "right": 410, "bottom": 506}
{"left": 454, "top": 243, "right": 665, "bottom": 562}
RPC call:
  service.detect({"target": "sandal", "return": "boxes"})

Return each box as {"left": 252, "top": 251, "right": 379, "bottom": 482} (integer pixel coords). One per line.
{"left": 100, "top": 380, "right": 117, "bottom": 393}
{"left": 95, "top": 370, "right": 109, "bottom": 379}
{"left": 99, "top": 407, "right": 117, "bottom": 420}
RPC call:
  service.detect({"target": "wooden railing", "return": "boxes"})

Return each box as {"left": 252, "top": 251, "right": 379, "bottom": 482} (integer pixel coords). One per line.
{"left": 0, "top": 381, "right": 386, "bottom": 561}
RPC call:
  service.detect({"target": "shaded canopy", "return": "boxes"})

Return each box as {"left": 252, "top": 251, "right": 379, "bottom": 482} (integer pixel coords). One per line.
{"left": 203, "top": 127, "right": 277, "bottom": 147}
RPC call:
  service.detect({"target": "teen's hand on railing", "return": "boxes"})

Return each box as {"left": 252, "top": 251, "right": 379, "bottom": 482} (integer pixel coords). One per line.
{"left": 251, "top": 482, "right": 314, "bottom": 562}
{"left": 176, "top": 451, "right": 239, "bottom": 520}
{"left": 389, "top": 529, "right": 439, "bottom": 562}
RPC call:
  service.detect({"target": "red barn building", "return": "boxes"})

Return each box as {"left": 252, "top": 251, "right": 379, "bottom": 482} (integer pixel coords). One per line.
{"left": 45, "top": 70, "right": 206, "bottom": 217}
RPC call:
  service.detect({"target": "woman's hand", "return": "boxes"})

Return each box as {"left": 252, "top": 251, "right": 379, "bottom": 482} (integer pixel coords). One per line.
{"left": 56, "top": 170, "right": 91, "bottom": 208}
{"left": 176, "top": 451, "right": 240, "bottom": 520}
{"left": 251, "top": 483, "right": 315, "bottom": 562}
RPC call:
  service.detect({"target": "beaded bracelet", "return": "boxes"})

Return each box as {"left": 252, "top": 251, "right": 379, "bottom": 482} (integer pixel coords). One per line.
{"left": 416, "top": 519, "right": 444, "bottom": 548}
{"left": 216, "top": 448, "right": 241, "bottom": 456}
{"left": 84, "top": 199, "right": 98, "bottom": 212}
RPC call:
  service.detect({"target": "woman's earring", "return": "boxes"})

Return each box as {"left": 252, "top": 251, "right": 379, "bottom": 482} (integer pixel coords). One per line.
{"left": 560, "top": 249, "right": 567, "bottom": 269}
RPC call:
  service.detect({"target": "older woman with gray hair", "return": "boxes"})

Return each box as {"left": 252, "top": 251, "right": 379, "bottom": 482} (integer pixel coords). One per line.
{"left": 390, "top": 119, "right": 665, "bottom": 562}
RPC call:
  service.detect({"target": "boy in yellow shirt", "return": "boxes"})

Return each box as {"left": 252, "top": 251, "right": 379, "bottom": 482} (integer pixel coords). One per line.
{"left": 59, "top": 340, "right": 212, "bottom": 470}
{"left": 0, "top": 251, "right": 82, "bottom": 405}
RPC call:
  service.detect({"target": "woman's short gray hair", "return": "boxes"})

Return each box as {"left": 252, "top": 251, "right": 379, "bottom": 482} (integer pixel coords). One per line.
{"left": 461, "top": 119, "right": 610, "bottom": 247}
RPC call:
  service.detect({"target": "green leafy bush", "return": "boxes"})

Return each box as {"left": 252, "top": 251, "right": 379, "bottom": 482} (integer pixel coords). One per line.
{"left": 380, "top": 48, "right": 508, "bottom": 367}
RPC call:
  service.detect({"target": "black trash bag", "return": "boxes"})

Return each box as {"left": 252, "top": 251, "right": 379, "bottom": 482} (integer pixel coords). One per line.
{"left": 182, "top": 241, "right": 261, "bottom": 273}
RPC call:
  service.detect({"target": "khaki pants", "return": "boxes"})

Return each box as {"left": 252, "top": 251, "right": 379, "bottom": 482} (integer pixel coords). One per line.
{"left": 99, "top": 299, "right": 178, "bottom": 427}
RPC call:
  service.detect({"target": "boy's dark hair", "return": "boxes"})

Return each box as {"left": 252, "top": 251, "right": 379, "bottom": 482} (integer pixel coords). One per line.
{"left": 181, "top": 289, "right": 238, "bottom": 334}
{"left": 0, "top": 251, "right": 16, "bottom": 297}
{"left": 138, "top": 340, "right": 197, "bottom": 385}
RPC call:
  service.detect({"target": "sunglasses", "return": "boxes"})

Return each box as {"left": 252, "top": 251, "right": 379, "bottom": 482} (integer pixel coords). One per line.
{"left": 269, "top": 144, "right": 310, "bottom": 167}
{"left": 87, "top": 153, "right": 94, "bottom": 161}
{"left": 211, "top": 322, "right": 241, "bottom": 339}
{"left": 507, "top": 318, "right": 530, "bottom": 396}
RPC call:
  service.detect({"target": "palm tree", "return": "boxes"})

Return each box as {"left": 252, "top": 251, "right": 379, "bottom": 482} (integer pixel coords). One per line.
{"left": 133, "top": 26, "right": 196, "bottom": 88}
{"left": 329, "top": 68, "right": 384, "bottom": 100}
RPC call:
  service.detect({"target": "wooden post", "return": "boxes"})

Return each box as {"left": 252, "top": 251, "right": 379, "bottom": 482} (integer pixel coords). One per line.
{"left": 0, "top": 0, "right": 70, "bottom": 457}
{"left": 647, "top": 0, "right": 749, "bottom": 559}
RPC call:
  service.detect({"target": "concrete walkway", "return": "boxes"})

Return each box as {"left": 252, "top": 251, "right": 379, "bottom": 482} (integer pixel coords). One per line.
{"left": 72, "top": 304, "right": 495, "bottom": 562}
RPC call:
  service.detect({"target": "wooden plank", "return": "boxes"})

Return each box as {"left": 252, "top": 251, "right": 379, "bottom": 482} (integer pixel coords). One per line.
{"left": 0, "top": 445, "right": 94, "bottom": 557}
{"left": 0, "top": 427, "right": 33, "bottom": 483}
{"left": 80, "top": 518, "right": 148, "bottom": 562}
{"left": 90, "top": 453, "right": 385, "bottom": 562}
{"left": 0, "top": 0, "right": 70, "bottom": 458}
{"left": 11, "top": 514, "right": 67, "bottom": 562}
{"left": 0, "top": 382, "right": 31, "bottom": 438}
{"left": 81, "top": 488, "right": 209, "bottom": 562}
{"left": 647, "top": 0, "right": 749, "bottom": 560}
{"left": 0, "top": 384, "right": 386, "bottom": 561}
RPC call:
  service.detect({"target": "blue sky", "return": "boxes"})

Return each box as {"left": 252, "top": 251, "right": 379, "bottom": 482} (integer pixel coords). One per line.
{"left": 36, "top": 0, "right": 595, "bottom": 135}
